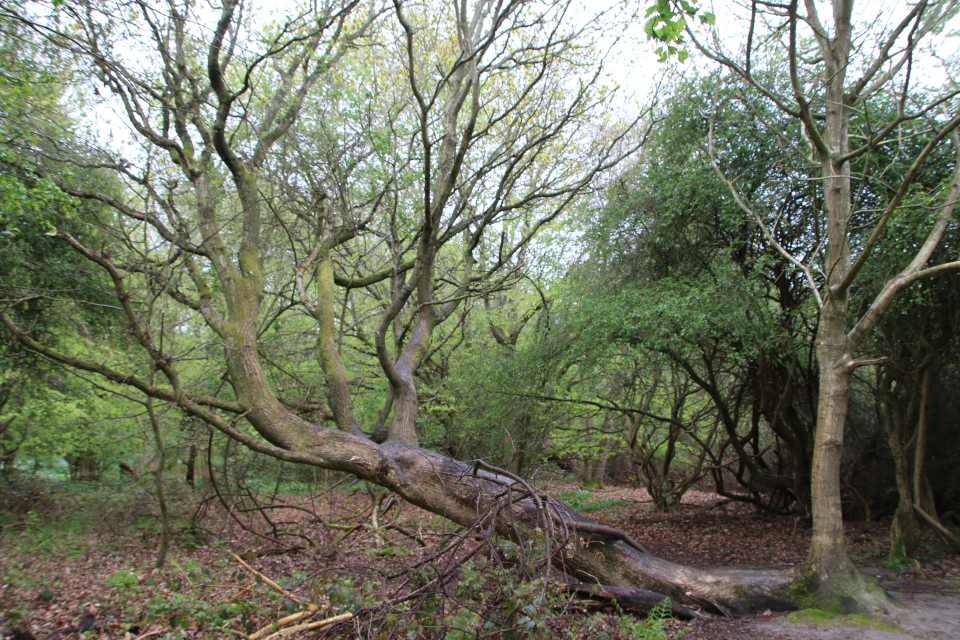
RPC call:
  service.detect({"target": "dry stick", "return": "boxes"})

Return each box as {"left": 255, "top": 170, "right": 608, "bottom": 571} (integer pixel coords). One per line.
{"left": 390, "top": 538, "right": 491, "bottom": 607}
{"left": 248, "top": 610, "right": 316, "bottom": 640}
{"left": 208, "top": 435, "right": 289, "bottom": 549}
{"left": 228, "top": 552, "right": 304, "bottom": 605}
{"left": 387, "top": 514, "right": 498, "bottom": 607}
{"left": 389, "top": 513, "right": 494, "bottom": 579}
{"left": 324, "top": 490, "right": 396, "bottom": 539}
{"left": 224, "top": 587, "right": 253, "bottom": 604}
{"left": 474, "top": 489, "right": 512, "bottom": 576}
{"left": 470, "top": 460, "right": 574, "bottom": 604}
{"left": 387, "top": 523, "right": 427, "bottom": 546}
{"left": 238, "top": 478, "right": 300, "bottom": 543}
{"left": 260, "top": 613, "right": 354, "bottom": 640}
{"left": 329, "top": 497, "right": 400, "bottom": 550}
{"left": 470, "top": 461, "right": 557, "bottom": 552}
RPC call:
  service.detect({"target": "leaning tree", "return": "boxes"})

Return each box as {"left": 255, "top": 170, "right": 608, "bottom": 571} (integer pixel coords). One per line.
{"left": 2, "top": 0, "right": 923, "bottom": 616}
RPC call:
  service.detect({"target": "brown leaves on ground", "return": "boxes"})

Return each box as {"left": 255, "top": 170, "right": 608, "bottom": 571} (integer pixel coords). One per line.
{"left": 1, "top": 479, "right": 958, "bottom": 640}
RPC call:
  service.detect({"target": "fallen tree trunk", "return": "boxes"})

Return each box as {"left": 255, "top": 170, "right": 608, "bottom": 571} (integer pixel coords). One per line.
{"left": 565, "top": 584, "right": 708, "bottom": 620}
{"left": 340, "top": 440, "right": 797, "bottom": 615}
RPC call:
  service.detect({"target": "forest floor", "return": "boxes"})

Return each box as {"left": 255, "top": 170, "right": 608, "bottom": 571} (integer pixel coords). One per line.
{"left": 1, "top": 476, "right": 959, "bottom": 639}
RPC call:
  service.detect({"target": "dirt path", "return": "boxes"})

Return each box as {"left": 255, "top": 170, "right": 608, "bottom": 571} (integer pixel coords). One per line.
{"left": 748, "top": 578, "right": 960, "bottom": 640}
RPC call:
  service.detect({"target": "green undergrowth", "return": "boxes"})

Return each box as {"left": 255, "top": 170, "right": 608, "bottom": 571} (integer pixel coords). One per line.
{"left": 558, "top": 490, "right": 630, "bottom": 512}
{"left": 613, "top": 597, "right": 677, "bottom": 640}
{"left": 882, "top": 555, "right": 921, "bottom": 570}
{"left": 785, "top": 608, "right": 898, "bottom": 631}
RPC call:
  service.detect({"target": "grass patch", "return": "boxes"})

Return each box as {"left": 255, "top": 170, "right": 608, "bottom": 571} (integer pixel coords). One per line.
{"left": 785, "top": 608, "right": 898, "bottom": 631}
{"left": 557, "top": 490, "right": 629, "bottom": 512}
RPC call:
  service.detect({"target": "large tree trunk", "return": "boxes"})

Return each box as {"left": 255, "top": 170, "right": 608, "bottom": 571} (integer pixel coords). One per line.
{"left": 798, "top": 0, "right": 889, "bottom": 612}
{"left": 805, "top": 338, "right": 886, "bottom": 609}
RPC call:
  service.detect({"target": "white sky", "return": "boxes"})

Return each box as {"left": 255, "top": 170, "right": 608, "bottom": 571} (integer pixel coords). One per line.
{"left": 602, "top": 0, "right": 960, "bottom": 105}
{"left": 79, "top": 0, "right": 960, "bottom": 159}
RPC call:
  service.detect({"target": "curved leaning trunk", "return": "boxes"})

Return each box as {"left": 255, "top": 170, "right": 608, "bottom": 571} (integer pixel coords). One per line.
{"left": 214, "top": 268, "right": 797, "bottom": 613}
{"left": 338, "top": 440, "right": 796, "bottom": 615}
{"left": 1, "top": 292, "right": 794, "bottom": 615}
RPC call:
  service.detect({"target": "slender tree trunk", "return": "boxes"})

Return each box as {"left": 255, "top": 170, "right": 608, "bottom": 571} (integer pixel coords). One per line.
{"left": 911, "top": 369, "right": 960, "bottom": 552}
{"left": 186, "top": 444, "right": 197, "bottom": 488}
{"left": 882, "top": 358, "right": 920, "bottom": 561}
{"left": 796, "top": 0, "right": 889, "bottom": 610}
{"left": 887, "top": 416, "right": 918, "bottom": 561}
{"left": 581, "top": 415, "right": 606, "bottom": 489}
{"left": 0, "top": 450, "right": 15, "bottom": 477}
{"left": 503, "top": 425, "right": 527, "bottom": 476}
{"left": 196, "top": 448, "right": 212, "bottom": 490}
{"left": 68, "top": 451, "right": 102, "bottom": 482}
{"left": 147, "top": 395, "right": 170, "bottom": 568}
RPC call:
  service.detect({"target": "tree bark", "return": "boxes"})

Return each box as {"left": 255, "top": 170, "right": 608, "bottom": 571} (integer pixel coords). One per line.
{"left": 805, "top": 339, "right": 886, "bottom": 608}
{"left": 146, "top": 395, "right": 170, "bottom": 568}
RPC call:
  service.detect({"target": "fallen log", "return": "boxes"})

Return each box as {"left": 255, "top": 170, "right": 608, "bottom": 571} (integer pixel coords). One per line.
{"left": 566, "top": 583, "right": 708, "bottom": 620}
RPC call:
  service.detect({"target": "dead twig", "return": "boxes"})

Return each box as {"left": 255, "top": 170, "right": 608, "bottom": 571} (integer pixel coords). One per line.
{"left": 224, "top": 587, "right": 253, "bottom": 604}
{"left": 248, "top": 609, "right": 317, "bottom": 640}
{"left": 228, "top": 551, "right": 304, "bottom": 605}
{"left": 260, "top": 612, "right": 354, "bottom": 639}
